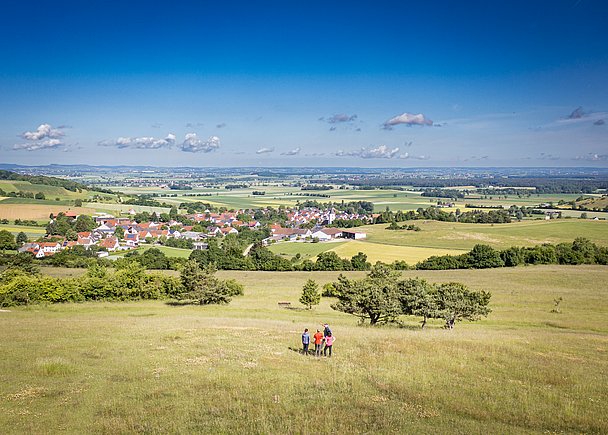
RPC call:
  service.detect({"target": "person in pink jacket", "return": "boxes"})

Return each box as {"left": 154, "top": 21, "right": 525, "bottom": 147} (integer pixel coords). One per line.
{"left": 323, "top": 333, "right": 334, "bottom": 357}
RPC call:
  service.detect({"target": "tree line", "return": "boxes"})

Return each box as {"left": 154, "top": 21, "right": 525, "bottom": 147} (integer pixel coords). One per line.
{"left": 417, "top": 238, "right": 607, "bottom": 270}
{"left": 0, "top": 259, "right": 243, "bottom": 307}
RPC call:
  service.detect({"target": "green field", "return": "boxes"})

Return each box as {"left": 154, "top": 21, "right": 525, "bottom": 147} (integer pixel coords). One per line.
{"left": 267, "top": 219, "right": 608, "bottom": 264}
{"left": 0, "top": 180, "right": 90, "bottom": 200}
{"left": 268, "top": 240, "right": 347, "bottom": 260}
{"left": 360, "top": 219, "right": 608, "bottom": 250}
{"left": 1, "top": 265, "right": 606, "bottom": 433}
{"left": 0, "top": 224, "right": 46, "bottom": 239}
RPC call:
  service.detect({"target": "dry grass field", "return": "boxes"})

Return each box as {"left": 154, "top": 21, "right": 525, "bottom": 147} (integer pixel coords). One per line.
{"left": 1, "top": 265, "right": 607, "bottom": 433}
{"left": 0, "top": 202, "right": 94, "bottom": 221}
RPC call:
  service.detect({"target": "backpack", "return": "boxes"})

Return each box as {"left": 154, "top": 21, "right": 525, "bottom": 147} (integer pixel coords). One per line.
{"left": 324, "top": 326, "right": 332, "bottom": 337}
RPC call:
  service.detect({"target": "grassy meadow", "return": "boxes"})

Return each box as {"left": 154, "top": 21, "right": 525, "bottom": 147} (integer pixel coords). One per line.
{"left": 1, "top": 265, "right": 607, "bottom": 433}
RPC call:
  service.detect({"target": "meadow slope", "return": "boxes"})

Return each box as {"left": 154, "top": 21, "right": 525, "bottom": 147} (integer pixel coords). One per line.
{"left": 1, "top": 265, "right": 607, "bottom": 433}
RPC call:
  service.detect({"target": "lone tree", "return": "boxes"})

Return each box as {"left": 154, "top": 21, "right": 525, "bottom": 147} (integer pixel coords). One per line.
{"left": 299, "top": 279, "right": 321, "bottom": 309}
{"left": 177, "top": 260, "right": 233, "bottom": 305}
{"left": 16, "top": 231, "right": 28, "bottom": 246}
{"left": 0, "top": 230, "right": 16, "bottom": 251}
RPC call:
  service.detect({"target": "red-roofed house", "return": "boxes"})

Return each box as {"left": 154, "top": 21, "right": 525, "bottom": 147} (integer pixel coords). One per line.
{"left": 100, "top": 237, "right": 119, "bottom": 251}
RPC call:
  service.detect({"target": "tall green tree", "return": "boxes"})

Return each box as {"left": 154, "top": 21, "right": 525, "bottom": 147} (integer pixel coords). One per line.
{"left": 178, "top": 260, "right": 232, "bottom": 305}
{"left": 299, "top": 279, "right": 321, "bottom": 309}
{"left": 16, "top": 231, "right": 28, "bottom": 245}
{"left": 0, "top": 230, "right": 16, "bottom": 251}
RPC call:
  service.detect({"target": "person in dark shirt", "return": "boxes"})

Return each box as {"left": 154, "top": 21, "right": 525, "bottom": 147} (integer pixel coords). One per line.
{"left": 301, "top": 328, "right": 310, "bottom": 355}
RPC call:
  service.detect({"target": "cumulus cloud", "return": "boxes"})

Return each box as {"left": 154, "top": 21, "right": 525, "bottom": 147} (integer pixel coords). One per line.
{"left": 335, "top": 145, "right": 401, "bottom": 159}
{"left": 573, "top": 153, "right": 608, "bottom": 162}
{"left": 21, "top": 123, "right": 65, "bottom": 141}
{"left": 256, "top": 147, "right": 275, "bottom": 154}
{"left": 281, "top": 147, "right": 301, "bottom": 156}
{"left": 185, "top": 122, "right": 204, "bottom": 128}
{"left": 13, "top": 123, "right": 67, "bottom": 151}
{"left": 179, "top": 134, "right": 220, "bottom": 153}
{"left": 99, "top": 133, "right": 176, "bottom": 149}
{"left": 382, "top": 112, "right": 433, "bottom": 129}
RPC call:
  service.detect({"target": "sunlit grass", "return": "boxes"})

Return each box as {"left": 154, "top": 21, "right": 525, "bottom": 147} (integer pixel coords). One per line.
{"left": 1, "top": 265, "right": 607, "bottom": 433}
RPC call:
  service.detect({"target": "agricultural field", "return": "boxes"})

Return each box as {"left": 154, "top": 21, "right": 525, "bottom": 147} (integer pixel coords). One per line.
{"left": 267, "top": 219, "right": 608, "bottom": 264}
{"left": 0, "top": 224, "right": 46, "bottom": 239}
{"left": 1, "top": 265, "right": 606, "bottom": 433}
{"left": 327, "top": 241, "right": 467, "bottom": 264}
{"left": 268, "top": 240, "right": 346, "bottom": 260}
{"left": 359, "top": 219, "right": 608, "bottom": 251}
{"left": 0, "top": 180, "right": 89, "bottom": 201}
{"left": 0, "top": 201, "right": 94, "bottom": 221}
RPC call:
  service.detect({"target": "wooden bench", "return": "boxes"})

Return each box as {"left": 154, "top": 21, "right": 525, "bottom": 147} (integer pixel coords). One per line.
{"left": 278, "top": 301, "right": 291, "bottom": 308}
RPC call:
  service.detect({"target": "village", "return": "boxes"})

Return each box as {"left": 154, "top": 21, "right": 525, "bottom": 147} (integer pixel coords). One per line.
{"left": 18, "top": 206, "right": 369, "bottom": 258}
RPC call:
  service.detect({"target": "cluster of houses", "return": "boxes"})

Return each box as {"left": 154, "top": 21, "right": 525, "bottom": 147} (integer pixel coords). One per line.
{"left": 284, "top": 207, "right": 372, "bottom": 226}
{"left": 265, "top": 225, "right": 366, "bottom": 244}
{"left": 18, "top": 206, "right": 368, "bottom": 258}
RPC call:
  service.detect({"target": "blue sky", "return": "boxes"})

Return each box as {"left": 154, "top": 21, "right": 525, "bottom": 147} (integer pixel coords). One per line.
{"left": 1, "top": 0, "right": 607, "bottom": 167}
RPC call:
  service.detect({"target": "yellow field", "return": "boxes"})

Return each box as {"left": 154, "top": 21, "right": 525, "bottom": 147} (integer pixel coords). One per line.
{"left": 0, "top": 203, "right": 94, "bottom": 221}
{"left": 327, "top": 240, "right": 467, "bottom": 264}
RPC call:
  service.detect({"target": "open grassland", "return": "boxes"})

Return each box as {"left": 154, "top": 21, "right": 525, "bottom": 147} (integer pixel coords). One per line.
{"left": 1, "top": 266, "right": 607, "bottom": 433}
{"left": 359, "top": 219, "right": 608, "bottom": 251}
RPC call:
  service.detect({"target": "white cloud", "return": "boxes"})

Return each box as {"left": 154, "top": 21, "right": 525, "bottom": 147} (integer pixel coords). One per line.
{"left": 21, "top": 123, "right": 65, "bottom": 140}
{"left": 99, "top": 133, "right": 176, "bottom": 149}
{"left": 13, "top": 138, "right": 64, "bottom": 151}
{"left": 335, "top": 144, "right": 401, "bottom": 159}
{"left": 179, "top": 134, "right": 220, "bottom": 153}
{"left": 281, "top": 147, "right": 301, "bottom": 156}
{"left": 256, "top": 147, "right": 275, "bottom": 154}
{"left": 13, "top": 123, "right": 67, "bottom": 151}
{"left": 573, "top": 153, "right": 608, "bottom": 161}
{"left": 382, "top": 112, "right": 433, "bottom": 129}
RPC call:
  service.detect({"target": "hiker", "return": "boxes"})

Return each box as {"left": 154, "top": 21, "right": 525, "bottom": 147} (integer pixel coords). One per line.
{"left": 313, "top": 329, "right": 324, "bottom": 357}
{"left": 323, "top": 332, "right": 334, "bottom": 357}
{"left": 323, "top": 323, "right": 332, "bottom": 338}
{"left": 301, "top": 328, "right": 310, "bottom": 355}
